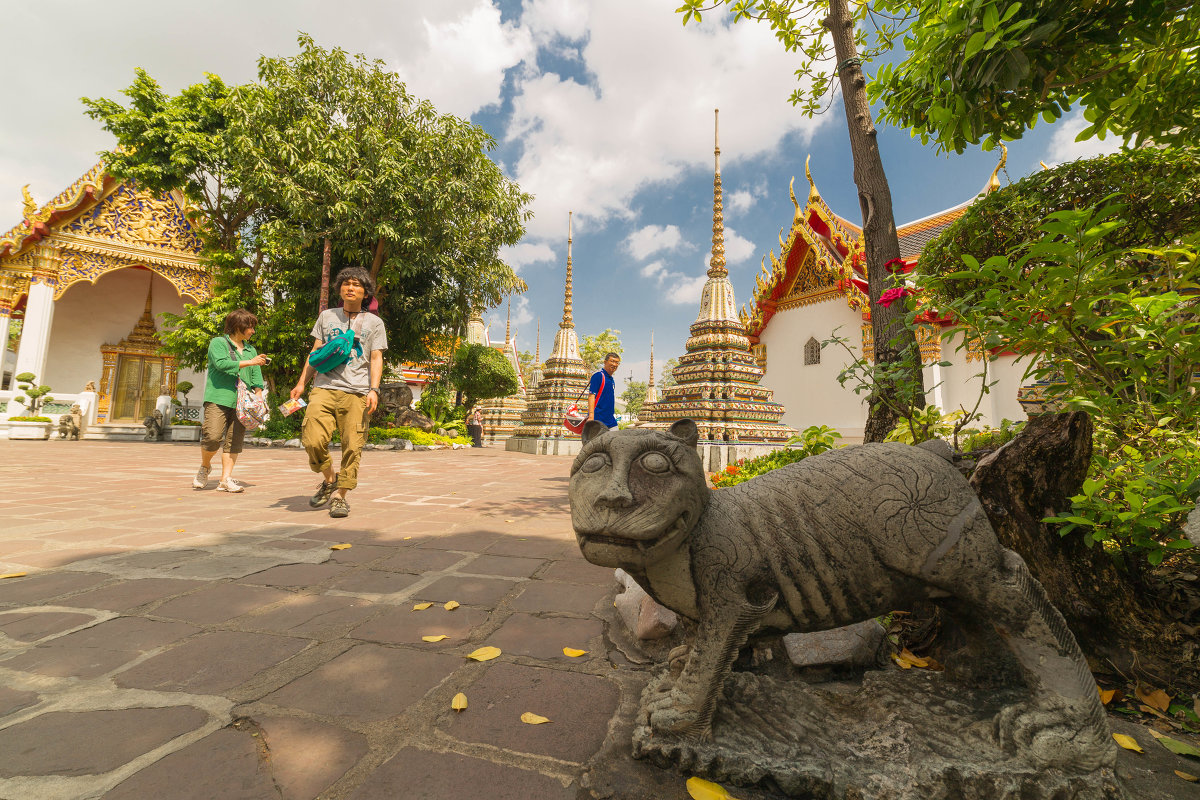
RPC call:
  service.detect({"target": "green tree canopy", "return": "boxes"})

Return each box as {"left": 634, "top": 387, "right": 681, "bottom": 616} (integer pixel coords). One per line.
{"left": 580, "top": 329, "right": 623, "bottom": 372}
{"left": 83, "top": 34, "right": 531, "bottom": 387}
{"left": 621, "top": 380, "right": 648, "bottom": 416}
{"left": 446, "top": 343, "right": 520, "bottom": 411}
{"left": 870, "top": 0, "right": 1200, "bottom": 152}
{"left": 659, "top": 356, "right": 679, "bottom": 389}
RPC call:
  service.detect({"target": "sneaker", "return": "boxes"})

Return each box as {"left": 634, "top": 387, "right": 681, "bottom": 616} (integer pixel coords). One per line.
{"left": 329, "top": 497, "right": 350, "bottom": 518}
{"left": 193, "top": 466, "right": 211, "bottom": 489}
{"left": 310, "top": 478, "right": 337, "bottom": 508}
{"left": 217, "top": 478, "right": 244, "bottom": 493}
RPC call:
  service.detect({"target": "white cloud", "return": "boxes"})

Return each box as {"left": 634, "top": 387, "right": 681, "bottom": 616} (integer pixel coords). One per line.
{"left": 393, "top": 0, "right": 534, "bottom": 118}
{"left": 500, "top": 241, "right": 557, "bottom": 271}
{"left": 665, "top": 273, "right": 709, "bottom": 305}
{"left": 625, "top": 224, "right": 684, "bottom": 260}
{"left": 728, "top": 190, "right": 754, "bottom": 214}
{"left": 723, "top": 227, "right": 755, "bottom": 265}
{"left": 1044, "top": 112, "right": 1124, "bottom": 166}
{"left": 641, "top": 260, "right": 667, "bottom": 281}
{"left": 510, "top": 0, "right": 829, "bottom": 241}
{"left": 483, "top": 294, "right": 534, "bottom": 344}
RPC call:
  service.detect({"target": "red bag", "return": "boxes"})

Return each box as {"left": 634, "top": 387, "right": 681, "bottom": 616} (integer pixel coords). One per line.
{"left": 564, "top": 372, "right": 604, "bottom": 434}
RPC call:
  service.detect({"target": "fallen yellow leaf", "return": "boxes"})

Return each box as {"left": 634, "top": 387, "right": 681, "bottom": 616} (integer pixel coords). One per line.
{"left": 505, "top": 519, "right": 514, "bottom": 523}
{"left": 451, "top": 693, "right": 468, "bottom": 712}
{"left": 422, "top": 634, "right": 450, "bottom": 642}
{"left": 0, "top": 573, "right": 27, "bottom": 580}
{"left": 563, "top": 647, "right": 588, "bottom": 657}
{"left": 1098, "top": 687, "right": 1119, "bottom": 705}
{"left": 467, "top": 646, "right": 502, "bottom": 662}
{"left": 176, "top": 528, "right": 186, "bottom": 533}
{"left": 444, "top": 601, "right": 460, "bottom": 611}
{"left": 1135, "top": 684, "right": 1172, "bottom": 713}
{"left": 1113, "top": 733, "right": 1144, "bottom": 753}
{"left": 403, "top": 536, "right": 412, "bottom": 540}
{"left": 1176, "top": 770, "right": 1198, "bottom": 782}
{"left": 686, "top": 776, "right": 739, "bottom": 800}
{"left": 1149, "top": 728, "right": 1200, "bottom": 757}
{"left": 412, "top": 602, "right": 434, "bottom": 611}
{"left": 520, "top": 712, "right": 551, "bottom": 724}
{"left": 330, "top": 543, "right": 352, "bottom": 550}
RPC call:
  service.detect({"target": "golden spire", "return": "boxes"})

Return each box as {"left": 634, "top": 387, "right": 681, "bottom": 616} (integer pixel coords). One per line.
{"left": 1039, "top": 160, "right": 1050, "bottom": 171}
{"left": 505, "top": 299, "right": 511, "bottom": 344}
{"left": 561, "top": 211, "right": 574, "bottom": 328}
{"left": 21, "top": 185, "right": 37, "bottom": 219}
{"left": 648, "top": 331, "right": 655, "bottom": 388}
{"left": 708, "top": 109, "right": 727, "bottom": 279}
{"left": 986, "top": 144, "right": 1009, "bottom": 193}
{"left": 534, "top": 318, "right": 541, "bottom": 362}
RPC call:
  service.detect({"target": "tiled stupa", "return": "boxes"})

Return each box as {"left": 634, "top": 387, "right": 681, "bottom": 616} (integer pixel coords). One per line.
{"left": 505, "top": 213, "right": 590, "bottom": 455}
{"left": 640, "top": 110, "right": 796, "bottom": 448}
{"left": 478, "top": 302, "right": 527, "bottom": 445}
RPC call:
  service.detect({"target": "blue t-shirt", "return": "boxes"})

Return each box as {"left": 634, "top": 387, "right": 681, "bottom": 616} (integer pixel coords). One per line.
{"left": 588, "top": 369, "right": 618, "bottom": 428}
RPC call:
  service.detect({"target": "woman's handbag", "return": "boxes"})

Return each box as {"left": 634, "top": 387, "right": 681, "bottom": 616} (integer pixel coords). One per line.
{"left": 225, "top": 337, "right": 270, "bottom": 432}
{"left": 563, "top": 372, "right": 603, "bottom": 435}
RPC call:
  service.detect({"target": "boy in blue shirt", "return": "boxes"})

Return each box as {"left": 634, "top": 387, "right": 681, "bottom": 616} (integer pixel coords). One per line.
{"left": 587, "top": 352, "right": 621, "bottom": 430}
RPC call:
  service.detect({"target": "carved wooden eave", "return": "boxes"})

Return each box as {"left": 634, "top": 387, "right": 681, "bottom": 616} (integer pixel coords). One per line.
{"left": 745, "top": 147, "right": 1010, "bottom": 344}
{"left": 0, "top": 161, "right": 210, "bottom": 310}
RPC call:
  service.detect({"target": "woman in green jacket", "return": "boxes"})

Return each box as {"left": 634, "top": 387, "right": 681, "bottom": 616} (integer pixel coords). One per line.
{"left": 194, "top": 308, "right": 267, "bottom": 492}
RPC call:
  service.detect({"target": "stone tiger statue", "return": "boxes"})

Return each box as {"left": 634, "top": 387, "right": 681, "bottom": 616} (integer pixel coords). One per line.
{"left": 568, "top": 419, "right": 1115, "bottom": 772}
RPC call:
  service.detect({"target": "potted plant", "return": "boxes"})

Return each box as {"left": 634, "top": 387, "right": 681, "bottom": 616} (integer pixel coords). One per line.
{"left": 8, "top": 372, "right": 54, "bottom": 440}
{"left": 168, "top": 380, "right": 201, "bottom": 441}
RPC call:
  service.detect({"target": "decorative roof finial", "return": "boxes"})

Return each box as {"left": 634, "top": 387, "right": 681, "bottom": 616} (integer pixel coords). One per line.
{"left": 804, "top": 155, "right": 821, "bottom": 203}
{"left": 561, "top": 212, "right": 574, "bottom": 328}
{"left": 707, "top": 109, "right": 727, "bottom": 279}
{"left": 505, "top": 299, "right": 511, "bottom": 345}
{"left": 21, "top": 185, "right": 36, "bottom": 219}
{"left": 986, "top": 144, "right": 1009, "bottom": 193}
{"left": 144, "top": 275, "right": 154, "bottom": 315}
{"left": 535, "top": 318, "right": 541, "bottom": 362}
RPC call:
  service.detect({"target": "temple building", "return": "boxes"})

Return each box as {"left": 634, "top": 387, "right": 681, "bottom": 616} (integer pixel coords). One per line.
{"left": 475, "top": 302, "right": 528, "bottom": 445}
{"left": 741, "top": 149, "right": 1026, "bottom": 442}
{"left": 506, "top": 213, "right": 590, "bottom": 455}
{"left": 640, "top": 111, "right": 796, "bottom": 468}
{"left": 0, "top": 162, "right": 208, "bottom": 438}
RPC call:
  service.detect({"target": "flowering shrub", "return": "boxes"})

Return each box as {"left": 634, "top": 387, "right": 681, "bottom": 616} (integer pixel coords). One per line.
{"left": 877, "top": 286, "right": 914, "bottom": 308}
{"left": 711, "top": 426, "right": 842, "bottom": 488}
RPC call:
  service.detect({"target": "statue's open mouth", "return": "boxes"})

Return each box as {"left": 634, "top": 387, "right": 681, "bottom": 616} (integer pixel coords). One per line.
{"left": 576, "top": 511, "right": 690, "bottom": 554}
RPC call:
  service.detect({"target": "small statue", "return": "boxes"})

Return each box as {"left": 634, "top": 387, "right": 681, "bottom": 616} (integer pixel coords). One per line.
{"left": 143, "top": 409, "right": 164, "bottom": 441}
{"left": 58, "top": 404, "right": 83, "bottom": 440}
{"left": 83, "top": 380, "right": 97, "bottom": 393}
{"left": 569, "top": 420, "right": 1115, "bottom": 774}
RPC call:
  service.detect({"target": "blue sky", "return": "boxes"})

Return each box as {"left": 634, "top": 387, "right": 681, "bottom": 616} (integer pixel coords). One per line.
{"left": 0, "top": 0, "right": 1118, "bottom": 387}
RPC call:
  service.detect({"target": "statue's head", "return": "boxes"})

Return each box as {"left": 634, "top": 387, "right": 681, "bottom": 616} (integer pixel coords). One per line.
{"left": 69, "top": 404, "right": 81, "bottom": 414}
{"left": 569, "top": 419, "right": 709, "bottom": 569}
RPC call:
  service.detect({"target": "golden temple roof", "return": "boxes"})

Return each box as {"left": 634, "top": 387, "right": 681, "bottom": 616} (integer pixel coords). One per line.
{"left": 1, "top": 161, "right": 112, "bottom": 257}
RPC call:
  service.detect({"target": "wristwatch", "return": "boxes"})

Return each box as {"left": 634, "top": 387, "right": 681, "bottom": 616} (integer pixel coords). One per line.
{"left": 368, "top": 387, "right": 379, "bottom": 394}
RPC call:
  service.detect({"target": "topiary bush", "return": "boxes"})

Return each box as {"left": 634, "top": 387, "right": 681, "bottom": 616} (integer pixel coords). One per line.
{"left": 711, "top": 426, "right": 842, "bottom": 488}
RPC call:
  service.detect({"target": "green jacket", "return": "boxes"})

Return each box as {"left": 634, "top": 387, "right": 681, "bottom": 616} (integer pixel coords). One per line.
{"left": 204, "top": 336, "right": 265, "bottom": 408}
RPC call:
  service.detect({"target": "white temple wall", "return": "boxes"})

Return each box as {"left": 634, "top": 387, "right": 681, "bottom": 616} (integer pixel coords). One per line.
{"left": 759, "top": 305, "right": 1032, "bottom": 442}
{"left": 758, "top": 297, "right": 868, "bottom": 441}
{"left": 45, "top": 268, "right": 203, "bottom": 395}
{"left": 931, "top": 328, "right": 1027, "bottom": 427}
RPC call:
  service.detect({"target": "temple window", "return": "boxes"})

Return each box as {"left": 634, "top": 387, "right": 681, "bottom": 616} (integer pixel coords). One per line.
{"left": 804, "top": 336, "right": 821, "bottom": 366}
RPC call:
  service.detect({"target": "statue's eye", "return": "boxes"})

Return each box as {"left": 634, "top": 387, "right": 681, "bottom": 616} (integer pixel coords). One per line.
{"left": 639, "top": 452, "right": 671, "bottom": 474}
{"left": 580, "top": 453, "right": 609, "bottom": 473}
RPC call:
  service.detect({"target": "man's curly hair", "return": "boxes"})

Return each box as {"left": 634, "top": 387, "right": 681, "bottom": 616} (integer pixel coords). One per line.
{"left": 333, "top": 266, "right": 374, "bottom": 298}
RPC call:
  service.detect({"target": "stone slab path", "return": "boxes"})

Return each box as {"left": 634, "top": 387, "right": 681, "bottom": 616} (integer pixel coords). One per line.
{"left": 0, "top": 439, "right": 685, "bottom": 800}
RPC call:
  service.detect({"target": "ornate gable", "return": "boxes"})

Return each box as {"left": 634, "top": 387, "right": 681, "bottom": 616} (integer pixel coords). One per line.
{"left": 63, "top": 183, "right": 202, "bottom": 253}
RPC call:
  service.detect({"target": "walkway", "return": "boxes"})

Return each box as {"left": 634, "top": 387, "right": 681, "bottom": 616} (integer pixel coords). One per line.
{"left": 0, "top": 440, "right": 686, "bottom": 800}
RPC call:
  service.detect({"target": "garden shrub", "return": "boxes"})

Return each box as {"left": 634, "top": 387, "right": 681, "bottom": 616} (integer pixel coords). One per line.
{"left": 711, "top": 426, "right": 842, "bottom": 488}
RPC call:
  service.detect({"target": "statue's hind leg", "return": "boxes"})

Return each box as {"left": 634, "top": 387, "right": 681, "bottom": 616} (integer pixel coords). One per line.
{"left": 952, "top": 549, "right": 1115, "bottom": 772}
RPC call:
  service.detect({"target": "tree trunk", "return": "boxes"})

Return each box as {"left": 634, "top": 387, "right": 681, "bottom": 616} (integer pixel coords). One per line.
{"left": 319, "top": 236, "right": 332, "bottom": 314}
{"left": 369, "top": 236, "right": 387, "bottom": 285}
{"left": 824, "top": 0, "right": 925, "bottom": 443}
{"left": 970, "top": 411, "right": 1196, "bottom": 687}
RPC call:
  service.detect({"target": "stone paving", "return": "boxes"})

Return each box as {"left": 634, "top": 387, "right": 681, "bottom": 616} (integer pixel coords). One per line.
{"left": 0, "top": 439, "right": 678, "bottom": 800}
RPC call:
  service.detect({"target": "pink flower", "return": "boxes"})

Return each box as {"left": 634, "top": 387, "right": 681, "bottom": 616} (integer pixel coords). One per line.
{"left": 877, "top": 287, "right": 913, "bottom": 308}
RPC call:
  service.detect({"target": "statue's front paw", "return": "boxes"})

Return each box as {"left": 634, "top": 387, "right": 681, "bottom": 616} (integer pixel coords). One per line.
{"left": 995, "top": 699, "right": 1115, "bottom": 772}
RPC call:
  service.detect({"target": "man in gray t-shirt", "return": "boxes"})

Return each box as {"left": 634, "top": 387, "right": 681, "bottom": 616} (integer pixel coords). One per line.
{"left": 290, "top": 267, "right": 387, "bottom": 518}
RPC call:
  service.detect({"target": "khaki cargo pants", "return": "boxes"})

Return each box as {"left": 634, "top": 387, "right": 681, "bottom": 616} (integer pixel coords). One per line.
{"left": 302, "top": 387, "right": 369, "bottom": 490}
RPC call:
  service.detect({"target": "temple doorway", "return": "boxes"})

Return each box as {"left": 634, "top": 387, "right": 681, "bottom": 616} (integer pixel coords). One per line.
{"left": 109, "top": 354, "right": 166, "bottom": 421}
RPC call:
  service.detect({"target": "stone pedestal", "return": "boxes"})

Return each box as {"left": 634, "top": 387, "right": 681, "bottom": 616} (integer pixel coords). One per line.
{"left": 505, "top": 436, "right": 582, "bottom": 456}
{"left": 631, "top": 668, "right": 1126, "bottom": 800}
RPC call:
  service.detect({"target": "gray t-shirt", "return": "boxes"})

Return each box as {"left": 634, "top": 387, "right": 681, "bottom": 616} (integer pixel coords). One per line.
{"left": 311, "top": 307, "right": 387, "bottom": 394}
